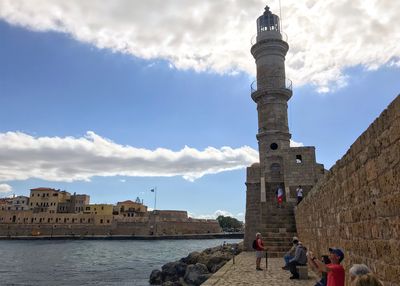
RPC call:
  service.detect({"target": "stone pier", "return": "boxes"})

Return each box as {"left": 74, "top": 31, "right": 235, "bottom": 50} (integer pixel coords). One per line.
{"left": 202, "top": 251, "right": 318, "bottom": 286}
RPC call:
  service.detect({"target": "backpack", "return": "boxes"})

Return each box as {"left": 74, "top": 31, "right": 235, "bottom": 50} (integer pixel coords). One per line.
{"left": 252, "top": 239, "right": 257, "bottom": 250}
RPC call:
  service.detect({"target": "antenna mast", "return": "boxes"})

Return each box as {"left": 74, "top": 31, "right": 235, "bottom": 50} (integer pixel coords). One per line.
{"left": 279, "top": 0, "right": 282, "bottom": 32}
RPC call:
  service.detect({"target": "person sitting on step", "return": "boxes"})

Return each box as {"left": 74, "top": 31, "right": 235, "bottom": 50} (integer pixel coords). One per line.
{"left": 288, "top": 241, "right": 307, "bottom": 279}
{"left": 282, "top": 236, "right": 299, "bottom": 270}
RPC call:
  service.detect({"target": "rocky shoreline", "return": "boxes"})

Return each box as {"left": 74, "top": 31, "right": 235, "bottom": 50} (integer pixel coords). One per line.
{"left": 149, "top": 242, "right": 243, "bottom": 286}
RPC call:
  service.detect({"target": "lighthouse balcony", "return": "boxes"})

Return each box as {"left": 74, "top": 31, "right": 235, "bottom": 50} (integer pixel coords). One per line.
{"left": 251, "top": 77, "right": 292, "bottom": 93}
{"left": 251, "top": 31, "right": 288, "bottom": 45}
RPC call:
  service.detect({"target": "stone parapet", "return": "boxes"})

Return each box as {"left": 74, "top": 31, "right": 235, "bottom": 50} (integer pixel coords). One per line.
{"left": 295, "top": 95, "right": 400, "bottom": 286}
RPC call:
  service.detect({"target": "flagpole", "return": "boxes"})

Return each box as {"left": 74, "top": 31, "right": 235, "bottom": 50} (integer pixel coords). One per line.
{"left": 154, "top": 187, "right": 157, "bottom": 210}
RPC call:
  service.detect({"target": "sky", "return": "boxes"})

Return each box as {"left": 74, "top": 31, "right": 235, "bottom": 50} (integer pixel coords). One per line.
{"left": 0, "top": 0, "right": 399, "bottom": 220}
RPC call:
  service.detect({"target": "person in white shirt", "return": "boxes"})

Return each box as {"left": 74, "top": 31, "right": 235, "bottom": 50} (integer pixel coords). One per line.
{"left": 296, "top": 185, "right": 303, "bottom": 205}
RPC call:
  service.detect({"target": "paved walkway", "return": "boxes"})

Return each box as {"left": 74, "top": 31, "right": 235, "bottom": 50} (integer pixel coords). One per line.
{"left": 202, "top": 252, "right": 318, "bottom": 286}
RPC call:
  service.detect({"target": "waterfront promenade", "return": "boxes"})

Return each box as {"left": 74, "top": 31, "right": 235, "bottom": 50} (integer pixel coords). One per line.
{"left": 203, "top": 252, "right": 318, "bottom": 286}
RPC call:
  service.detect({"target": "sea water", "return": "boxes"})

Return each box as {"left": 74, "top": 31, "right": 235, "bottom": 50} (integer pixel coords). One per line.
{"left": 0, "top": 239, "right": 241, "bottom": 285}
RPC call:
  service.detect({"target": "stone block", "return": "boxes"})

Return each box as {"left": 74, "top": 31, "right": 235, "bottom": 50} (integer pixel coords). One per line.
{"left": 296, "top": 265, "right": 308, "bottom": 279}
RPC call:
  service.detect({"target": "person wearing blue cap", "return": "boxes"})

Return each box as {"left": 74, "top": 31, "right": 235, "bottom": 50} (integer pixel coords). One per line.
{"left": 307, "top": 247, "right": 345, "bottom": 286}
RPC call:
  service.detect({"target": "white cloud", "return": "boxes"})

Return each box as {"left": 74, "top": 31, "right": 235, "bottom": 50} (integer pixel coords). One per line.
{"left": 0, "top": 0, "right": 399, "bottom": 92}
{"left": 0, "top": 131, "right": 258, "bottom": 182}
{"left": 119, "top": 179, "right": 126, "bottom": 183}
{"left": 0, "top": 184, "right": 12, "bottom": 193}
{"left": 290, "top": 139, "right": 304, "bottom": 147}
{"left": 190, "top": 209, "right": 244, "bottom": 220}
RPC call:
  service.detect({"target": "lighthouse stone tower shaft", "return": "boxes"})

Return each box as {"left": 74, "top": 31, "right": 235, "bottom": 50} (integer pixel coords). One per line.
{"left": 244, "top": 6, "right": 325, "bottom": 255}
{"left": 251, "top": 6, "right": 292, "bottom": 172}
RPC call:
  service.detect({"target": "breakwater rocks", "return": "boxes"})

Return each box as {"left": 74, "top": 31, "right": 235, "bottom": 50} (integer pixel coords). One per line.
{"left": 149, "top": 242, "right": 243, "bottom": 286}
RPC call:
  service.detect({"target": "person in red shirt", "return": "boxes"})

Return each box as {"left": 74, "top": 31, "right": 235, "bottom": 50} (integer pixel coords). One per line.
{"left": 255, "top": 232, "right": 265, "bottom": 271}
{"left": 308, "top": 247, "right": 345, "bottom": 286}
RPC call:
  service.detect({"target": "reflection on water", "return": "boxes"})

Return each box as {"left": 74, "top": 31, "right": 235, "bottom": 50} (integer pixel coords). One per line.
{"left": 0, "top": 239, "right": 241, "bottom": 286}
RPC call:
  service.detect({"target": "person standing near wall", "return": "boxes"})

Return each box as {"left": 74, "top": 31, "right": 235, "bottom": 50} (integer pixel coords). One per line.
{"left": 296, "top": 185, "right": 304, "bottom": 205}
{"left": 254, "top": 232, "right": 265, "bottom": 271}
{"left": 308, "top": 247, "right": 345, "bottom": 286}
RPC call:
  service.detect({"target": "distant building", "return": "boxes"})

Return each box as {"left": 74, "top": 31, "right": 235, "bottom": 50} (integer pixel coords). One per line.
{"left": 0, "top": 198, "right": 10, "bottom": 211}
{"left": 0, "top": 187, "right": 222, "bottom": 236}
{"left": 83, "top": 204, "right": 113, "bottom": 216}
{"left": 29, "top": 188, "right": 71, "bottom": 213}
{"left": 115, "top": 200, "right": 147, "bottom": 217}
{"left": 58, "top": 193, "right": 90, "bottom": 213}
{"left": 9, "top": 196, "right": 30, "bottom": 211}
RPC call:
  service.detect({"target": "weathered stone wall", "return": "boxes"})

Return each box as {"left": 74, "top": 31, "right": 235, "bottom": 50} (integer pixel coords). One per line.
{"left": 0, "top": 211, "right": 221, "bottom": 237}
{"left": 295, "top": 95, "right": 400, "bottom": 286}
{"left": 244, "top": 164, "right": 261, "bottom": 250}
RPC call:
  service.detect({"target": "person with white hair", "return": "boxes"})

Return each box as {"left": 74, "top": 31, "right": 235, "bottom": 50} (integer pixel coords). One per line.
{"left": 352, "top": 273, "right": 383, "bottom": 286}
{"left": 349, "top": 264, "right": 371, "bottom": 282}
{"left": 254, "top": 232, "right": 265, "bottom": 271}
{"left": 288, "top": 241, "right": 307, "bottom": 279}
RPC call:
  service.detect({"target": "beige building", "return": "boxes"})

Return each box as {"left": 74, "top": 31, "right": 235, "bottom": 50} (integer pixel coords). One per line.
{"left": 0, "top": 210, "right": 110, "bottom": 225}
{"left": 0, "top": 198, "right": 10, "bottom": 211}
{"left": 83, "top": 204, "right": 113, "bottom": 216}
{"left": 115, "top": 200, "right": 147, "bottom": 217}
{"left": 58, "top": 193, "right": 90, "bottom": 213}
{"left": 29, "top": 188, "right": 71, "bottom": 213}
{"left": 9, "top": 196, "right": 30, "bottom": 211}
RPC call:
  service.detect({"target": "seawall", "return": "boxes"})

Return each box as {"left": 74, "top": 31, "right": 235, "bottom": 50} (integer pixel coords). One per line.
{"left": 295, "top": 95, "right": 400, "bottom": 286}
{"left": 0, "top": 232, "right": 244, "bottom": 240}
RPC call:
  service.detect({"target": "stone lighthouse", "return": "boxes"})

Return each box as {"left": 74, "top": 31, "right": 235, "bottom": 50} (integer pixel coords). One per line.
{"left": 244, "top": 6, "right": 325, "bottom": 255}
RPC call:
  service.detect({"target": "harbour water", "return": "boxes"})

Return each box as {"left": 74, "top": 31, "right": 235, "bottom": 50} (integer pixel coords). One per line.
{"left": 0, "top": 238, "right": 241, "bottom": 286}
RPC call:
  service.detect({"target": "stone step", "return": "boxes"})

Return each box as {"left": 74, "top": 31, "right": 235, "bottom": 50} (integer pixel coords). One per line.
{"left": 264, "top": 241, "right": 293, "bottom": 246}
{"left": 262, "top": 222, "right": 296, "bottom": 226}
{"left": 266, "top": 246, "right": 292, "bottom": 252}
{"left": 261, "top": 227, "right": 297, "bottom": 233}
{"left": 262, "top": 213, "right": 295, "bottom": 218}
{"left": 262, "top": 232, "right": 297, "bottom": 238}
{"left": 263, "top": 237, "right": 296, "bottom": 242}
{"left": 261, "top": 215, "right": 296, "bottom": 220}
{"left": 260, "top": 223, "right": 296, "bottom": 228}
{"left": 264, "top": 206, "right": 297, "bottom": 211}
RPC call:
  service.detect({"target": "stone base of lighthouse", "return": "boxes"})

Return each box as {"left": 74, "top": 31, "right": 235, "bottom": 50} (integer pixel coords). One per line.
{"left": 244, "top": 147, "right": 325, "bottom": 255}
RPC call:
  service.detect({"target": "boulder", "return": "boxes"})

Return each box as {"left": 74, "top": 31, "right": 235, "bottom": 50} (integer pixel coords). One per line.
{"left": 161, "top": 261, "right": 187, "bottom": 282}
{"left": 196, "top": 253, "right": 210, "bottom": 266}
{"left": 209, "top": 261, "right": 227, "bottom": 273}
{"left": 150, "top": 243, "right": 243, "bottom": 286}
{"left": 184, "top": 263, "right": 210, "bottom": 286}
{"left": 175, "top": 261, "right": 188, "bottom": 277}
{"left": 181, "top": 251, "right": 200, "bottom": 265}
{"left": 162, "top": 281, "right": 183, "bottom": 286}
{"left": 149, "top": 269, "right": 162, "bottom": 285}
